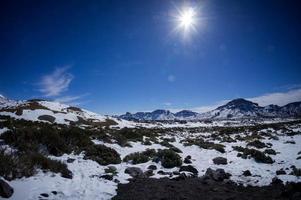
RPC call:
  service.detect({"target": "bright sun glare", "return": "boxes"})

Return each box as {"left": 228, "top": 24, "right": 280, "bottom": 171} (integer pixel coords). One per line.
{"left": 173, "top": 6, "right": 200, "bottom": 39}
{"left": 178, "top": 7, "right": 196, "bottom": 30}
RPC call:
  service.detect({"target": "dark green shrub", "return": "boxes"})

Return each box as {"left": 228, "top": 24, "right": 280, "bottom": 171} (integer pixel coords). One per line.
{"left": 0, "top": 150, "right": 72, "bottom": 180}
{"left": 156, "top": 149, "right": 182, "bottom": 168}
{"left": 183, "top": 138, "right": 225, "bottom": 153}
{"left": 84, "top": 144, "right": 121, "bottom": 165}
{"left": 123, "top": 149, "right": 156, "bottom": 164}
{"left": 247, "top": 140, "right": 267, "bottom": 149}
{"left": 232, "top": 146, "right": 274, "bottom": 164}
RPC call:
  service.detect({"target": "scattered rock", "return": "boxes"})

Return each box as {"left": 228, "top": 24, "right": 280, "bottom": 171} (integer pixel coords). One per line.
{"left": 67, "top": 158, "right": 75, "bottom": 163}
{"left": 40, "top": 193, "right": 49, "bottom": 197}
{"left": 271, "top": 177, "right": 283, "bottom": 185}
{"left": 157, "top": 170, "right": 172, "bottom": 176}
{"left": 204, "top": 168, "right": 231, "bottom": 181}
{"left": 264, "top": 149, "right": 277, "bottom": 155}
{"left": 247, "top": 140, "right": 267, "bottom": 149}
{"left": 0, "top": 179, "right": 14, "bottom": 198}
{"left": 242, "top": 170, "right": 252, "bottom": 176}
{"left": 213, "top": 157, "right": 228, "bottom": 165}
{"left": 179, "top": 165, "right": 198, "bottom": 175}
{"left": 184, "top": 155, "right": 192, "bottom": 164}
{"left": 172, "top": 171, "right": 180, "bottom": 175}
{"left": 100, "top": 174, "right": 114, "bottom": 180}
{"left": 285, "top": 140, "right": 296, "bottom": 144}
{"left": 105, "top": 166, "right": 117, "bottom": 174}
{"left": 125, "top": 167, "right": 145, "bottom": 178}
{"left": 147, "top": 165, "right": 157, "bottom": 170}
{"left": 276, "top": 169, "right": 286, "bottom": 175}
{"left": 51, "top": 191, "right": 57, "bottom": 195}
{"left": 290, "top": 167, "right": 301, "bottom": 177}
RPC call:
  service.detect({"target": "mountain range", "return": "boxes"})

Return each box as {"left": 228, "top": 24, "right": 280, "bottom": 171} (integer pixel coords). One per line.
{"left": 119, "top": 98, "right": 301, "bottom": 121}
{"left": 1, "top": 95, "right": 300, "bottom": 123}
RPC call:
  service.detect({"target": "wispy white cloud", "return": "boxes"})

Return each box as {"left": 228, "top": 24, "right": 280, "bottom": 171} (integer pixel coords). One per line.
{"left": 173, "top": 87, "right": 301, "bottom": 113}
{"left": 39, "top": 66, "right": 73, "bottom": 97}
{"left": 54, "top": 93, "right": 90, "bottom": 106}
{"left": 163, "top": 102, "right": 172, "bottom": 106}
{"left": 247, "top": 88, "right": 301, "bottom": 106}
{"left": 190, "top": 100, "right": 229, "bottom": 113}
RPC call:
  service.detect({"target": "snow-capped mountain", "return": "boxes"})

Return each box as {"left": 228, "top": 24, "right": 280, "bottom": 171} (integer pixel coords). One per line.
{"left": 200, "top": 98, "right": 263, "bottom": 119}
{"left": 119, "top": 109, "right": 176, "bottom": 121}
{"left": 119, "top": 98, "right": 301, "bottom": 121}
{"left": 0, "top": 95, "right": 129, "bottom": 127}
{"left": 201, "top": 98, "right": 301, "bottom": 119}
{"left": 174, "top": 110, "right": 200, "bottom": 120}
{"left": 280, "top": 102, "right": 301, "bottom": 117}
{"left": 119, "top": 109, "right": 200, "bottom": 121}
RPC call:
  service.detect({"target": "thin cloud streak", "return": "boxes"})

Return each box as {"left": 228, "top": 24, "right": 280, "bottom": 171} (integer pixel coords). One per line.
{"left": 39, "top": 66, "right": 73, "bottom": 97}
{"left": 174, "top": 88, "right": 301, "bottom": 113}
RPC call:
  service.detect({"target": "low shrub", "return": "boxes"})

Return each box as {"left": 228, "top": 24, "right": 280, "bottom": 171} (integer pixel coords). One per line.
{"left": 123, "top": 149, "right": 156, "bottom": 164}
{"left": 84, "top": 144, "right": 121, "bottom": 165}
{"left": 0, "top": 149, "right": 72, "bottom": 180}
{"left": 183, "top": 138, "right": 225, "bottom": 153}
{"left": 155, "top": 149, "right": 182, "bottom": 168}
{"left": 247, "top": 140, "right": 267, "bottom": 149}
{"left": 232, "top": 146, "right": 274, "bottom": 164}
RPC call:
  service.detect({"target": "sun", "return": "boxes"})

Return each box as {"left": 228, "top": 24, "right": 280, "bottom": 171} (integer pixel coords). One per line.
{"left": 171, "top": 5, "right": 201, "bottom": 39}
{"left": 178, "top": 7, "right": 196, "bottom": 30}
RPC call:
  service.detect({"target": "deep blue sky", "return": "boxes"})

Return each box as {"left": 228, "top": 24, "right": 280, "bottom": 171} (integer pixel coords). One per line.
{"left": 0, "top": 0, "right": 301, "bottom": 114}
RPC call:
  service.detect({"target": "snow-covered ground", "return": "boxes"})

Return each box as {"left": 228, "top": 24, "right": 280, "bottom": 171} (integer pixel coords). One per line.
{"left": 2, "top": 122, "right": 300, "bottom": 200}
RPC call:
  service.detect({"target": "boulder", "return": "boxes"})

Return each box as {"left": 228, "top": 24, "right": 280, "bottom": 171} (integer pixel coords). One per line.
{"left": 0, "top": 179, "right": 14, "bottom": 198}
{"left": 242, "top": 170, "right": 252, "bottom": 176}
{"left": 125, "top": 167, "right": 145, "bottom": 178}
{"left": 179, "top": 165, "right": 198, "bottom": 175}
{"left": 100, "top": 174, "right": 113, "bottom": 180}
{"left": 67, "top": 158, "right": 75, "bottom": 163}
{"left": 184, "top": 156, "right": 192, "bottom": 164}
{"left": 212, "top": 157, "right": 228, "bottom": 165}
{"left": 147, "top": 165, "right": 157, "bottom": 170}
{"left": 271, "top": 177, "right": 283, "bottom": 185}
{"left": 204, "top": 168, "right": 231, "bottom": 181}
{"left": 276, "top": 169, "right": 286, "bottom": 175}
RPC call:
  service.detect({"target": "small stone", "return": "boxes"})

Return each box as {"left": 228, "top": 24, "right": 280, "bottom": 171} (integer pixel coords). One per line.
{"left": 67, "top": 158, "right": 75, "bottom": 163}
{"left": 40, "top": 193, "right": 49, "bottom": 197}
{"left": 147, "top": 165, "right": 157, "bottom": 170}
{"left": 213, "top": 157, "right": 228, "bottom": 165}
{"left": 0, "top": 179, "right": 14, "bottom": 198}
{"left": 242, "top": 170, "right": 252, "bottom": 176}
{"left": 179, "top": 165, "right": 198, "bottom": 175}
{"left": 100, "top": 174, "right": 113, "bottom": 180}
{"left": 276, "top": 169, "right": 286, "bottom": 175}
{"left": 125, "top": 167, "right": 145, "bottom": 178}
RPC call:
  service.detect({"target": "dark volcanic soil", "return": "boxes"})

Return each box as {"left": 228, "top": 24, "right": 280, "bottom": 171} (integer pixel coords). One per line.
{"left": 112, "top": 178, "right": 301, "bottom": 200}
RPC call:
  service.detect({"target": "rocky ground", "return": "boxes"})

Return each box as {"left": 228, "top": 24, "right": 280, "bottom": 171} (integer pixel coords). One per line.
{"left": 113, "top": 176, "right": 301, "bottom": 200}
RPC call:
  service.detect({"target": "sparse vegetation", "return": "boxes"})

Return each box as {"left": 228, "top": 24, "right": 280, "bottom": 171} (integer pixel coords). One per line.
{"left": 155, "top": 149, "right": 182, "bottom": 168}
{"left": 0, "top": 149, "right": 72, "bottom": 180}
{"left": 84, "top": 144, "right": 121, "bottom": 165}
{"left": 123, "top": 149, "right": 157, "bottom": 164}
{"left": 232, "top": 146, "right": 274, "bottom": 164}
{"left": 182, "top": 138, "right": 225, "bottom": 153}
